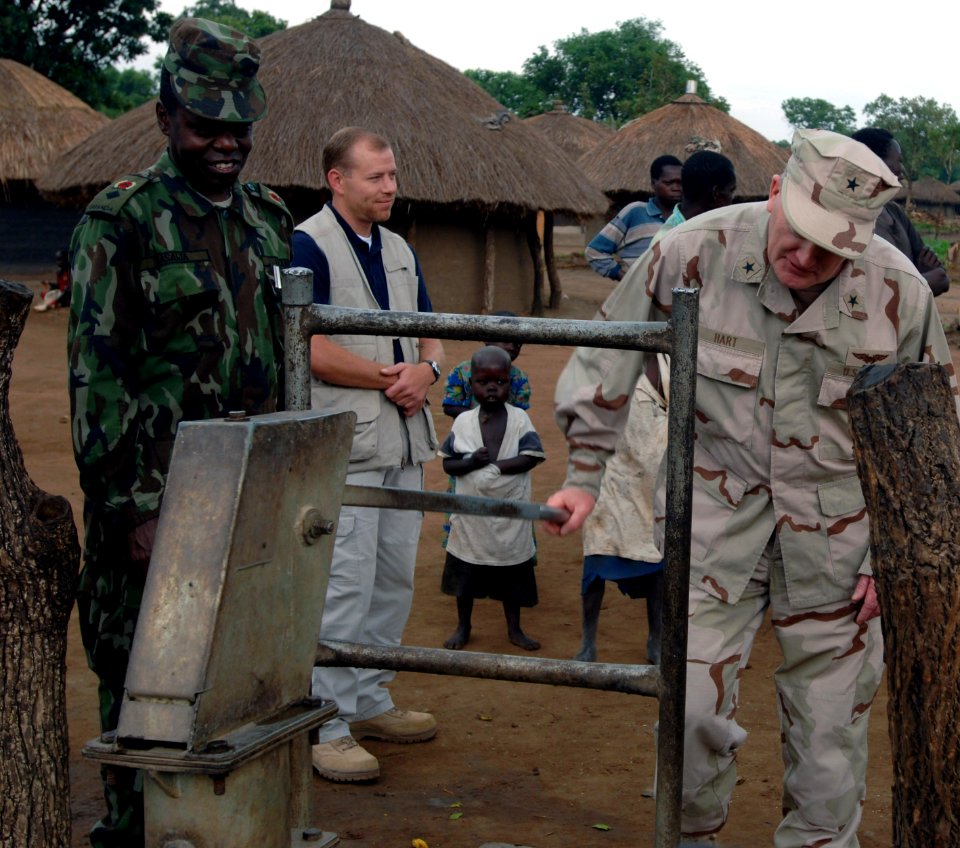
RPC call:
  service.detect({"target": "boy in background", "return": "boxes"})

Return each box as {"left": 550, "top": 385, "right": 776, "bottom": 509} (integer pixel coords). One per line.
{"left": 441, "top": 311, "right": 530, "bottom": 418}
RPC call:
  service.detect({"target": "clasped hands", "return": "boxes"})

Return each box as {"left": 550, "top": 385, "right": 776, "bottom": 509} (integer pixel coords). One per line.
{"left": 380, "top": 361, "right": 433, "bottom": 416}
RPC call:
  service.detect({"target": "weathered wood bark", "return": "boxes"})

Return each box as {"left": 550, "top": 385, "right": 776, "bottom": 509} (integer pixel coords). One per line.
{"left": 481, "top": 227, "right": 495, "bottom": 314}
{"left": 542, "top": 211, "right": 563, "bottom": 310}
{"left": 525, "top": 213, "right": 545, "bottom": 316}
{"left": 0, "top": 280, "right": 79, "bottom": 847}
{"left": 847, "top": 362, "right": 960, "bottom": 848}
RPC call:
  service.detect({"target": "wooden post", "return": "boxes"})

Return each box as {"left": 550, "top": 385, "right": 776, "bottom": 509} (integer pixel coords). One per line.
{"left": 481, "top": 227, "right": 495, "bottom": 314}
{"left": 543, "top": 210, "right": 563, "bottom": 309}
{"left": 847, "top": 361, "right": 960, "bottom": 848}
{"left": 0, "top": 280, "right": 79, "bottom": 847}
{"left": 525, "top": 213, "right": 545, "bottom": 316}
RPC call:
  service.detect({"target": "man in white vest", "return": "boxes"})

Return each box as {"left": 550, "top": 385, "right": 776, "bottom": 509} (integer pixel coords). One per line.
{"left": 291, "top": 127, "right": 444, "bottom": 783}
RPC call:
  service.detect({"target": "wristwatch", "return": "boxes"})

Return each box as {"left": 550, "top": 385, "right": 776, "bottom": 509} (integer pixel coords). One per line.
{"left": 424, "top": 359, "right": 441, "bottom": 384}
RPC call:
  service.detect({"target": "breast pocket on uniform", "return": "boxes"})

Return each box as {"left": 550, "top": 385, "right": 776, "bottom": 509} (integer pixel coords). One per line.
{"left": 695, "top": 326, "right": 764, "bottom": 447}
{"left": 816, "top": 350, "right": 893, "bottom": 460}
{"left": 139, "top": 253, "right": 222, "bottom": 354}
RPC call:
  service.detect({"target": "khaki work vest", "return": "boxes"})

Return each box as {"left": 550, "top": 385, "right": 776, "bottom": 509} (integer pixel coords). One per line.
{"left": 296, "top": 205, "right": 437, "bottom": 471}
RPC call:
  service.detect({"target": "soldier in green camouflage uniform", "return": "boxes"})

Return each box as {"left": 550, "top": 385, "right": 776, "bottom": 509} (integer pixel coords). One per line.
{"left": 67, "top": 18, "right": 291, "bottom": 847}
{"left": 547, "top": 130, "right": 960, "bottom": 847}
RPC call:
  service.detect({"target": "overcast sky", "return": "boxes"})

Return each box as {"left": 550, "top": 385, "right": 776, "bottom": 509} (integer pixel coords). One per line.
{"left": 154, "top": 0, "right": 960, "bottom": 142}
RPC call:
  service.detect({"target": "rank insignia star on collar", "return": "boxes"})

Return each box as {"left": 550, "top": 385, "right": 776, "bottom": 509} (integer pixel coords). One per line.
{"left": 735, "top": 252, "right": 764, "bottom": 283}
{"left": 847, "top": 177, "right": 859, "bottom": 191}
{"left": 842, "top": 288, "right": 867, "bottom": 319}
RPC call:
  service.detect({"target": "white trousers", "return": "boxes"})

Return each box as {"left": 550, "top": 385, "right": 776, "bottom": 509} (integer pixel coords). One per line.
{"left": 312, "top": 463, "right": 424, "bottom": 743}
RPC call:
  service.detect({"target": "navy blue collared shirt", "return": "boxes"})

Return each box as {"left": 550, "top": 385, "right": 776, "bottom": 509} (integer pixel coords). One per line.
{"left": 290, "top": 203, "right": 432, "bottom": 364}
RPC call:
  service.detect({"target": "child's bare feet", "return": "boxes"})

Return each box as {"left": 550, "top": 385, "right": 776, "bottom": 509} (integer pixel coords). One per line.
{"left": 444, "top": 626, "right": 471, "bottom": 650}
{"left": 573, "top": 642, "right": 597, "bottom": 662}
{"left": 508, "top": 629, "right": 540, "bottom": 651}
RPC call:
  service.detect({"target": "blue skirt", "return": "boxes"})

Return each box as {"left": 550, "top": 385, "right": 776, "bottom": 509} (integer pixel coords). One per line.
{"left": 582, "top": 554, "right": 663, "bottom": 598}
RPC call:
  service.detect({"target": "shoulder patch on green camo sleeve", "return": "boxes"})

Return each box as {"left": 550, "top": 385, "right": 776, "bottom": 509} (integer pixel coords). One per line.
{"left": 244, "top": 182, "right": 293, "bottom": 225}
{"left": 86, "top": 174, "right": 155, "bottom": 218}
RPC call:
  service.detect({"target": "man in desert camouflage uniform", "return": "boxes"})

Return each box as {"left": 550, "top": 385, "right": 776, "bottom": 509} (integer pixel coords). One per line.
{"left": 547, "top": 129, "right": 960, "bottom": 847}
{"left": 68, "top": 18, "right": 291, "bottom": 847}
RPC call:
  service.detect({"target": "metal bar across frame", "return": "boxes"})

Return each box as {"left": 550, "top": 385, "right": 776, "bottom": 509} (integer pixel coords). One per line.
{"left": 281, "top": 267, "right": 698, "bottom": 848}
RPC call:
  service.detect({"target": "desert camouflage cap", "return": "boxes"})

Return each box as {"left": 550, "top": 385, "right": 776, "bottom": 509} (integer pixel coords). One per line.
{"left": 162, "top": 17, "right": 266, "bottom": 122}
{"left": 779, "top": 129, "right": 900, "bottom": 259}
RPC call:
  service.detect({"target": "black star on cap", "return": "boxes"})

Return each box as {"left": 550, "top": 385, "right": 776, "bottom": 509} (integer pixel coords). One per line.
{"left": 847, "top": 177, "right": 859, "bottom": 191}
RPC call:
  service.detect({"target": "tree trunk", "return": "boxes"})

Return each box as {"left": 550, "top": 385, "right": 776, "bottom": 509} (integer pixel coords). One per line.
{"left": 847, "top": 361, "right": 960, "bottom": 848}
{"left": 0, "top": 280, "right": 79, "bottom": 847}
{"left": 542, "top": 211, "right": 563, "bottom": 310}
{"left": 525, "top": 213, "right": 545, "bottom": 316}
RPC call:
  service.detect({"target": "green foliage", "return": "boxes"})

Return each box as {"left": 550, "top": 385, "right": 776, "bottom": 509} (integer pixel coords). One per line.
{"left": 467, "top": 18, "right": 727, "bottom": 127}
{"left": 863, "top": 95, "right": 960, "bottom": 183}
{"left": 464, "top": 69, "right": 546, "bottom": 118}
{"left": 781, "top": 97, "right": 857, "bottom": 135}
{"left": 94, "top": 67, "right": 158, "bottom": 117}
{"left": 922, "top": 237, "right": 950, "bottom": 264}
{"left": 150, "top": 1, "right": 288, "bottom": 90}
{"left": 179, "top": 0, "right": 287, "bottom": 38}
{"left": 0, "top": 0, "right": 172, "bottom": 106}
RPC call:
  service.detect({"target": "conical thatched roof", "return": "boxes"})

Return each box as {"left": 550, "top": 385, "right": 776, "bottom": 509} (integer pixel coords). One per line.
{"left": 523, "top": 102, "right": 614, "bottom": 163}
{"left": 896, "top": 177, "right": 960, "bottom": 205}
{"left": 578, "top": 92, "right": 789, "bottom": 201}
{"left": 0, "top": 59, "right": 109, "bottom": 185}
{"left": 39, "top": 2, "right": 608, "bottom": 217}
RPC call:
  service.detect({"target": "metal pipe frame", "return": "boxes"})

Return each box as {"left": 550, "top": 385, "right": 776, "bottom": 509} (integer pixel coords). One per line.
{"left": 341, "top": 483, "right": 570, "bottom": 524}
{"left": 316, "top": 640, "right": 660, "bottom": 697}
{"left": 281, "top": 269, "right": 698, "bottom": 848}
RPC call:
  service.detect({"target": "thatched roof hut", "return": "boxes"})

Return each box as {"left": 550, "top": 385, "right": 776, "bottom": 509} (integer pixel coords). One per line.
{"left": 38, "top": 10, "right": 606, "bottom": 218}
{"left": 39, "top": 0, "right": 608, "bottom": 313}
{"left": 0, "top": 59, "right": 109, "bottom": 272}
{"left": 523, "top": 103, "right": 614, "bottom": 163}
{"left": 895, "top": 177, "right": 960, "bottom": 208}
{"left": 0, "top": 58, "right": 109, "bottom": 189}
{"left": 578, "top": 90, "right": 789, "bottom": 204}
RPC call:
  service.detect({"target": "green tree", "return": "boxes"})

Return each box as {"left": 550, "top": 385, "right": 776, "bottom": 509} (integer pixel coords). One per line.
{"left": 464, "top": 69, "right": 546, "bottom": 118}
{"left": 0, "top": 0, "right": 172, "bottom": 106}
{"left": 467, "top": 18, "right": 727, "bottom": 127}
{"left": 863, "top": 94, "right": 960, "bottom": 182}
{"left": 179, "top": 0, "right": 287, "bottom": 38}
{"left": 105, "top": 1, "right": 288, "bottom": 118}
{"left": 781, "top": 97, "right": 857, "bottom": 135}
{"left": 95, "top": 67, "right": 158, "bottom": 118}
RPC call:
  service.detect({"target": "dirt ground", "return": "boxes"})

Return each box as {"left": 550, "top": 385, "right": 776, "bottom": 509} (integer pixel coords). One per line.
{"left": 7, "top": 253, "right": 960, "bottom": 848}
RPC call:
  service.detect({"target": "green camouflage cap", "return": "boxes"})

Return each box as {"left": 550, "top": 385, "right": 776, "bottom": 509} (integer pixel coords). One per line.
{"left": 780, "top": 128, "right": 900, "bottom": 259}
{"left": 163, "top": 17, "right": 266, "bottom": 122}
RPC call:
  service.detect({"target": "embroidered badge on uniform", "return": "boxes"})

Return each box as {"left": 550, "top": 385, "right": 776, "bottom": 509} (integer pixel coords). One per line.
{"left": 841, "top": 289, "right": 868, "bottom": 320}
{"left": 113, "top": 180, "right": 136, "bottom": 190}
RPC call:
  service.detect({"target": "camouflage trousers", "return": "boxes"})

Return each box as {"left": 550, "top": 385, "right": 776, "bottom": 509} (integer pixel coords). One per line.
{"left": 681, "top": 533, "right": 884, "bottom": 847}
{"left": 76, "top": 506, "right": 147, "bottom": 848}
